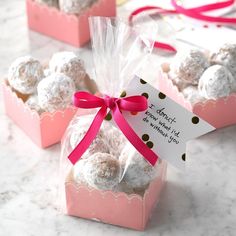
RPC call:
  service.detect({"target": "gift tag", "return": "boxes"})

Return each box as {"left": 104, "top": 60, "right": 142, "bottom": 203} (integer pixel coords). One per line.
{"left": 123, "top": 76, "right": 215, "bottom": 169}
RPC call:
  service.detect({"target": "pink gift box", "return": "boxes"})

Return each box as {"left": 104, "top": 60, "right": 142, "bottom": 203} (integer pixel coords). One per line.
{"left": 2, "top": 81, "right": 77, "bottom": 148}
{"left": 26, "top": 0, "right": 116, "bottom": 47}
{"left": 65, "top": 161, "right": 167, "bottom": 231}
{"left": 157, "top": 73, "right": 236, "bottom": 129}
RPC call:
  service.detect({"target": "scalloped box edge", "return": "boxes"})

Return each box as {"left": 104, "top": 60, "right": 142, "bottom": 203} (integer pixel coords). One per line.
{"left": 26, "top": 0, "right": 117, "bottom": 47}
{"left": 2, "top": 81, "right": 77, "bottom": 148}
{"left": 65, "top": 161, "right": 167, "bottom": 231}
{"left": 157, "top": 73, "right": 236, "bottom": 129}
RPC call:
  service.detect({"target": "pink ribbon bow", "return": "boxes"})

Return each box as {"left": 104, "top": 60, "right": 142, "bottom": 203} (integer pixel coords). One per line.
{"left": 68, "top": 91, "right": 159, "bottom": 166}
{"left": 129, "top": 0, "right": 236, "bottom": 53}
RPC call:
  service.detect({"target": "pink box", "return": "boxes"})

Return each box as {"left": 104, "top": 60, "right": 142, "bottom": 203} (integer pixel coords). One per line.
{"left": 65, "top": 161, "right": 167, "bottom": 231}
{"left": 2, "top": 81, "right": 77, "bottom": 148}
{"left": 157, "top": 73, "right": 236, "bottom": 129}
{"left": 26, "top": 0, "right": 116, "bottom": 47}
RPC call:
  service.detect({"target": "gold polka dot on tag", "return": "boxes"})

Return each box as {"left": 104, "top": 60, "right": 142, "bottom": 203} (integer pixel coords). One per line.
{"left": 158, "top": 92, "right": 166, "bottom": 99}
{"left": 120, "top": 91, "right": 126, "bottom": 97}
{"left": 142, "top": 134, "right": 149, "bottom": 141}
{"left": 192, "top": 116, "right": 199, "bottom": 124}
{"left": 142, "top": 92, "right": 149, "bottom": 99}
{"left": 140, "top": 79, "right": 147, "bottom": 84}
{"left": 146, "top": 141, "right": 154, "bottom": 149}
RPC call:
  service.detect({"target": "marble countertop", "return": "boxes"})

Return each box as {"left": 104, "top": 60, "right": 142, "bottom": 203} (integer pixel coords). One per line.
{"left": 0, "top": 1, "right": 236, "bottom": 236}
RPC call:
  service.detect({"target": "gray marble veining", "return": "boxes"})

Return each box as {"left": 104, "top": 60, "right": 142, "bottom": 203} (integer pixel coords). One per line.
{"left": 0, "top": 1, "right": 236, "bottom": 235}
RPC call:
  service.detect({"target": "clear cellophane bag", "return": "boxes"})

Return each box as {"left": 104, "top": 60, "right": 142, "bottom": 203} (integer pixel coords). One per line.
{"left": 59, "top": 17, "right": 162, "bottom": 212}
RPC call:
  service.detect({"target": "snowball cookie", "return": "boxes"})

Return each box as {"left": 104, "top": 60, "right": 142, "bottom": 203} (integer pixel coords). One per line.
{"left": 70, "top": 126, "right": 109, "bottom": 158}
{"left": 49, "top": 51, "right": 86, "bottom": 89}
{"left": 198, "top": 65, "right": 236, "bottom": 99}
{"left": 182, "top": 85, "right": 205, "bottom": 105}
{"left": 8, "top": 56, "right": 44, "bottom": 94}
{"left": 37, "top": 73, "right": 75, "bottom": 112}
{"left": 120, "top": 144, "right": 160, "bottom": 189}
{"left": 170, "top": 49, "right": 209, "bottom": 85}
{"left": 35, "top": 0, "right": 58, "bottom": 7}
{"left": 25, "top": 94, "right": 45, "bottom": 114}
{"left": 168, "top": 72, "right": 188, "bottom": 91}
{"left": 43, "top": 68, "right": 51, "bottom": 77}
{"left": 59, "top": 0, "right": 96, "bottom": 14}
{"left": 73, "top": 159, "right": 88, "bottom": 184}
{"left": 114, "top": 180, "right": 135, "bottom": 195}
{"left": 104, "top": 124, "right": 126, "bottom": 158}
{"left": 210, "top": 43, "right": 236, "bottom": 78}
{"left": 83, "top": 153, "right": 120, "bottom": 190}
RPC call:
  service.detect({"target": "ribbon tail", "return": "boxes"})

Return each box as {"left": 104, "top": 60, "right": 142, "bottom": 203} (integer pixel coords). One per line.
{"left": 171, "top": 0, "right": 236, "bottom": 24}
{"left": 68, "top": 106, "right": 107, "bottom": 165}
{"left": 154, "top": 41, "right": 177, "bottom": 53}
{"left": 112, "top": 104, "right": 159, "bottom": 166}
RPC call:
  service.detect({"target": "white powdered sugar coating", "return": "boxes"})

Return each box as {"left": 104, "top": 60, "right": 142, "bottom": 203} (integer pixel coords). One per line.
{"left": 70, "top": 127, "right": 109, "bottom": 158}
{"left": 104, "top": 124, "right": 126, "bottom": 158}
{"left": 35, "top": 0, "right": 58, "bottom": 7}
{"left": 43, "top": 68, "right": 51, "bottom": 77}
{"left": 210, "top": 43, "right": 236, "bottom": 78}
{"left": 182, "top": 85, "right": 205, "bottom": 105}
{"left": 198, "top": 65, "right": 236, "bottom": 99}
{"left": 73, "top": 159, "right": 88, "bottom": 184}
{"left": 8, "top": 56, "right": 44, "bottom": 94}
{"left": 37, "top": 73, "right": 75, "bottom": 112}
{"left": 49, "top": 51, "right": 86, "bottom": 89}
{"left": 170, "top": 49, "right": 209, "bottom": 85}
{"left": 69, "top": 120, "right": 159, "bottom": 191}
{"left": 120, "top": 144, "right": 160, "bottom": 189}
{"left": 83, "top": 153, "right": 120, "bottom": 190}
{"left": 59, "top": 0, "right": 96, "bottom": 14}
{"left": 25, "top": 94, "right": 45, "bottom": 114}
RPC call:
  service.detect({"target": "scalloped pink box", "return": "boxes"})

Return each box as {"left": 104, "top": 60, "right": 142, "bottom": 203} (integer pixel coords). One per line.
{"left": 2, "top": 81, "right": 77, "bottom": 148}
{"left": 157, "top": 74, "right": 236, "bottom": 129}
{"left": 26, "top": 0, "right": 116, "bottom": 47}
{"left": 65, "top": 161, "right": 167, "bottom": 231}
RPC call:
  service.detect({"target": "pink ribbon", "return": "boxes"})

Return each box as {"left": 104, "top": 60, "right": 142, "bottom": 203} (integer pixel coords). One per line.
{"left": 129, "top": 0, "right": 236, "bottom": 53}
{"left": 68, "top": 91, "right": 159, "bottom": 166}
{"left": 171, "top": 0, "right": 236, "bottom": 24}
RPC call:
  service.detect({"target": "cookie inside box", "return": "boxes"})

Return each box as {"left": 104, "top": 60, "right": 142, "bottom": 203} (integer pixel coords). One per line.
{"left": 64, "top": 161, "right": 167, "bottom": 230}
{"left": 159, "top": 62, "right": 236, "bottom": 129}
{"left": 66, "top": 167, "right": 148, "bottom": 197}
{"left": 6, "top": 52, "right": 98, "bottom": 116}
{"left": 162, "top": 45, "right": 236, "bottom": 106}
{"left": 4, "top": 80, "right": 29, "bottom": 102}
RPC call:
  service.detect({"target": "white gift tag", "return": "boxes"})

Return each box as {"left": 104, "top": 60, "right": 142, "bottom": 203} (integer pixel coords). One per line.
{"left": 123, "top": 76, "right": 215, "bottom": 169}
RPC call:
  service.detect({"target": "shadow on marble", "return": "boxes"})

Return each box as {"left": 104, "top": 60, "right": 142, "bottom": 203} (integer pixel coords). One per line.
{"left": 147, "top": 181, "right": 193, "bottom": 229}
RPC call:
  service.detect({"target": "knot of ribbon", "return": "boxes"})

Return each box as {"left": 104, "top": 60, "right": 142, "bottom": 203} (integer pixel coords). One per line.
{"left": 68, "top": 91, "right": 159, "bottom": 166}
{"left": 129, "top": 0, "right": 236, "bottom": 53}
{"left": 104, "top": 96, "right": 117, "bottom": 109}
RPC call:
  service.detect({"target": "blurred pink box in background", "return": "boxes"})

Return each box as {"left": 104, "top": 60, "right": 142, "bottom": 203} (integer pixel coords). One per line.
{"left": 157, "top": 74, "right": 236, "bottom": 129}
{"left": 65, "top": 161, "right": 167, "bottom": 231}
{"left": 26, "top": 0, "right": 116, "bottom": 47}
{"left": 2, "top": 81, "right": 77, "bottom": 148}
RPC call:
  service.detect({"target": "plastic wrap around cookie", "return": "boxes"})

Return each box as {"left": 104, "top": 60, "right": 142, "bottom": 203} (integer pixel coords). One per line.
{"left": 59, "top": 17, "right": 161, "bottom": 210}
{"left": 61, "top": 115, "right": 162, "bottom": 194}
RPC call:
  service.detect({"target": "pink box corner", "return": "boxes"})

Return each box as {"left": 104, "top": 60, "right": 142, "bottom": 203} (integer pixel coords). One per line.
{"left": 2, "top": 81, "right": 77, "bottom": 148}
{"left": 157, "top": 73, "right": 236, "bottom": 129}
{"left": 26, "top": 0, "right": 117, "bottom": 47}
{"left": 65, "top": 161, "right": 167, "bottom": 231}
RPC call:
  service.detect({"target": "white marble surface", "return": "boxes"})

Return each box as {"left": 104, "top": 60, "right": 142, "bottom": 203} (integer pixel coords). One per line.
{"left": 0, "top": 1, "right": 236, "bottom": 236}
